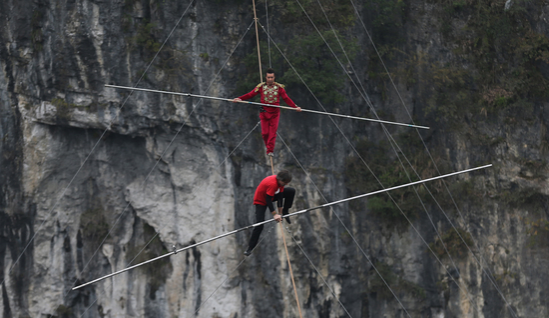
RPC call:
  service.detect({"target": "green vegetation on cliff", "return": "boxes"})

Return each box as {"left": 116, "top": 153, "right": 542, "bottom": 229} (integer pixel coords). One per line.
{"left": 428, "top": 227, "right": 474, "bottom": 259}
{"left": 427, "top": 0, "right": 549, "bottom": 123}
{"left": 236, "top": 0, "right": 359, "bottom": 104}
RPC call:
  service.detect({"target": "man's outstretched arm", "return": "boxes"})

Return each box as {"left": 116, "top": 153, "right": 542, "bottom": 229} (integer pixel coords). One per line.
{"left": 233, "top": 84, "right": 262, "bottom": 102}
{"left": 279, "top": 88, "right": 302, "bottom": 112}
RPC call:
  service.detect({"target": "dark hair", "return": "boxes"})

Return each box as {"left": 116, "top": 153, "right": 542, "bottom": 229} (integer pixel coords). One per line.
{"left": 276, "top": 170, "right": 292, "bottom": 183}
{"left": 266, "top": 68, "right": 275, "bottom": 76}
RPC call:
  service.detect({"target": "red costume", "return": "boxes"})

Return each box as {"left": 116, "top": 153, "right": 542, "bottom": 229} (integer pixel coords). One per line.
{"left": 237, "top": 82, "right": 298, "bottom": 153}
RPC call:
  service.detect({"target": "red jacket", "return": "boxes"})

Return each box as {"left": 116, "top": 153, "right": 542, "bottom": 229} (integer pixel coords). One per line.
{"left": 238, "top": 82, "right": 298, "bottom": 113}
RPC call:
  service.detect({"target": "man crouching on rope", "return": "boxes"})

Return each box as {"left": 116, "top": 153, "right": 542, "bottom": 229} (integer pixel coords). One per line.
{"left": 233, "top": 68, "right": 302, "bottom": 157}
{"left": 244, "top": 170, "right": 296, "bottom": 256}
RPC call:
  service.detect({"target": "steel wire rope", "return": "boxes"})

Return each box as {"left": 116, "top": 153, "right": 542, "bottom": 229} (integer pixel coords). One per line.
{"left": 278, "top": 221, "right": 304, "bottom": 317}
{"left": 0, "top": 0, "right": 197, "bottom": 291}
{"left": 270, "top": 4, "right": 416, "bottom": 315}
{"left": 72, "top": 166, "right": 492, "bottom": 293}
{"left": 219, "top": 121, "right": 261, "bottom": 167}
{"left": 278, "top": 132, "right": 476, "bottom": 314}
{"left": 314, "top": 0, "right": 468, "bottom": 275}
{"left": 310, "top": 0, "right": 477, "bottom": 308}
{"left": 346, "top": 1, "right": 519, "bottom": 315}
{"left": 372, "top": 112, "right": 482, "bottom": 308}
{"left": 78, "top": 119, "right": 262, "bottom": 317}
{"left": 64, "top": 20, "right": 256, "bottom": 301}
{"left": 259, "top": 21, "right": 473, "bottom": 313}
{"left": 347, "top": 0, "right": 496, "bottom": 273}
{"left": 243, "top": 2, "right": 303, "bottom": 309}
{"left": 252, "top": 0, "right": 263, "bottom": 80}
{"left": 280, "top": 224, "right": 354, "bottom": 318}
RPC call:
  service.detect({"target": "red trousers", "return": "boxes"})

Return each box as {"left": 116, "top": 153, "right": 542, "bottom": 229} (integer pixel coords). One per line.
{"left": 259, "top": 111, "right": 280, "bottom": 153}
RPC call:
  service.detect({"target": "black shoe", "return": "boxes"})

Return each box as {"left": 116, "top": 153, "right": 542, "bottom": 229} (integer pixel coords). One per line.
{"left": 283, "top": 209, "right": 291, "bottom": 224}
{"left": 244, "top": 249, "right": 252, "bottom": 256}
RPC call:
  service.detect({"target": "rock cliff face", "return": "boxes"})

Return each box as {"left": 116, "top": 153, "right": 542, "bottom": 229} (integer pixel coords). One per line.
{"left": 1, "top": 0, "right": 549, "bottom": 317}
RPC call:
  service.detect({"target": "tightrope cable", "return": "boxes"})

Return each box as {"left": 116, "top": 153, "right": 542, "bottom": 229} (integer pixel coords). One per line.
{"left": 104, "top": 84, "right": 428, "bottom": 129}
{"left": 252, "top": 0, "right": 263, "bottom": 81}
{"left": 72, "top": 165, "right": 491, "bottom": 291}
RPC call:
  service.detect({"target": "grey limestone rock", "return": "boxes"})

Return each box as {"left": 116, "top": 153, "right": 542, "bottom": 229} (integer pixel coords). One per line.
{"left": 1, "top": 0, "right": 549, "bottom": 317}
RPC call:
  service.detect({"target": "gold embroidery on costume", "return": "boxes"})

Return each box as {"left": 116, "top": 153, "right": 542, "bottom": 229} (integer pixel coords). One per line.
{"left": 254, "top": 82, "right": 265, "bottom": 93}
{"left": 254, "top": 82, "right": 265, "bottom": 92}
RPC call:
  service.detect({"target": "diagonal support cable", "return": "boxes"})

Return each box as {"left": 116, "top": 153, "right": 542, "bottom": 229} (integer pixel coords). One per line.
{"left": 307, "top": 0, "right": 483, "bottom": 310}
{"left": 346, "top": 1, "right": 519, "bottom": 316}
{"left": 259, "top": 20, "right": 478, "bottom": 312}
{"left": 277, "top": 132, "right": 476, "bottom": 312}
{"left": 0, "top": 0, "right": 197, "bottom": 290}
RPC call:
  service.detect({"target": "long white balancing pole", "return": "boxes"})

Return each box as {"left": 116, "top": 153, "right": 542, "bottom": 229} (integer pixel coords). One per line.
{"left": 105, "top": 84, "right": 429, "bottom": 130}
{"left": 72, "top": 164, "right": 491, "bottom": 291}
